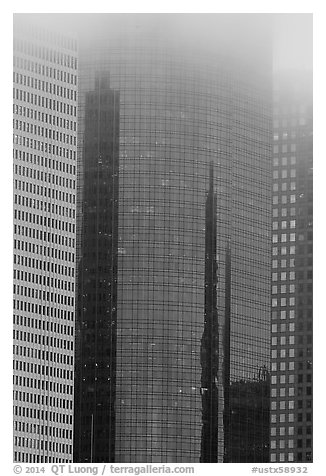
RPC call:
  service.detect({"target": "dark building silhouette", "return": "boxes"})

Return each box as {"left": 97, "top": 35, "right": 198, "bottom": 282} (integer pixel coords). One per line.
{"left": 73, "top": 76, "right": 120, "bottom": 462}
{"left": 200, "top": 163, "right": 219, "bottom": 462}
{"left": 74, "top": 15, "right": 272, "bottom": 463}
{"left": 12, "top": 13, "right": 274, "bottom": 464}
{"left": 224, "top": 373, "right": 270, "bottom": 462}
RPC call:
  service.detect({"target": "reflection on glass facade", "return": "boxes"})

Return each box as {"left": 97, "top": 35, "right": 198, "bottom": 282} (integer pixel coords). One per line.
{"left": 74, "top": 75, "right": 120, "bottom": 462}
{"left": 200, "top": 162, "right": 219, "bottom": 462}
{"left": 224, "top": 374, "right": 270, "bottom": 462}
{"left": 74, "top": 15, "right": 272, "bottom": 463}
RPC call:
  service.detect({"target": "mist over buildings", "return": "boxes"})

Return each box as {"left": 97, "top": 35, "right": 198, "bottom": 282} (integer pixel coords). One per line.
{"left": 12, "top": 11, "right": 313, "bottom": 464}
{"left": 14, "top": 13, "right": 312, "bottom": 74}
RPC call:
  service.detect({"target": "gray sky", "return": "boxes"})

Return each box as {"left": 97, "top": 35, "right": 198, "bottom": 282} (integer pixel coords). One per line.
{"left": 14, "top": 13, "right": 313, "bottom": 72}
{"left": 273, "top": 13, "right": 312, "bottom": 71}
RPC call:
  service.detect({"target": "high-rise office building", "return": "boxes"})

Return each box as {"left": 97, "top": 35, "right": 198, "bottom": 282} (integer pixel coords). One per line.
{"left": 73, "top": 15, "right": 272, "bottom": 463}
{"left": 13, "top": 16, "right": 78, "bottom": 462}
{"left": 270, "top": 72, "right": 313, "bottom": 463}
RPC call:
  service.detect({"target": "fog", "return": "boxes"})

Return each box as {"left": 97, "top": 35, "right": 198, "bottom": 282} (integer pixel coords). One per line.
{"left": 273, "top": 13, "right": 312, "bottom": 72}
{"left": 14, "top": 13, "right": 312, "bottom": 73}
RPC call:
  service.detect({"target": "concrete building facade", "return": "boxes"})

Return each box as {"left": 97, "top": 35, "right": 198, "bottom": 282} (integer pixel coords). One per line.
{"left": 13, "top": 16, "right": 78, "bottom": 462}
{"left": 270, "top": 72, "right": 313, "bottom": 463}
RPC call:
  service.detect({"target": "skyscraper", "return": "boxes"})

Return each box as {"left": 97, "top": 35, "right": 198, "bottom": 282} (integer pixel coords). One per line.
{"left": 73, "top": 15, "right": 272, "bottom": 463}
{"left": 270, "top": 71, "right": 313, "bottom": 463}
{"left": 13, "top": 16, "right": 78, "bottom": 462}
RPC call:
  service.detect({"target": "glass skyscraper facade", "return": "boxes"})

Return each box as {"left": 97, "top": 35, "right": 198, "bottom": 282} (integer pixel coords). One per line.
{"left": 73, "top": 15, "right": 272, "bottom": 463}
{"left": 13, "top": 17, "right": 77, "bottom": 462}
{"left": 270, "top": 72, "right": 313, "bottom": 463}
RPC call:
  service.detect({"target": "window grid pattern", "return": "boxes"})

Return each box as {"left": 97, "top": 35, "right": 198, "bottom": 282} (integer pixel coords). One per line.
{"left": 270, "top": 73, "right": 312, "bottom": 463}
{"left": 13, "top": 19, "right": 78, "bottom": 463}
{"left": 223, "top": 70, "right": 271, "bottom": 464}
{"left": 76, "top": 27, "right": 271, "bottom": 463}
